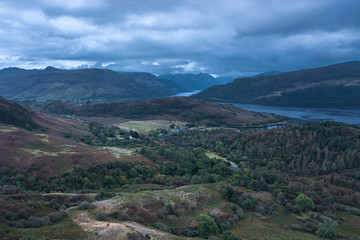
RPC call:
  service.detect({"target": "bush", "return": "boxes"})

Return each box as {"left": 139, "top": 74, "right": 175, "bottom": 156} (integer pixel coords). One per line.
{"left": 78, "top": 201, "right": 97, "bottom": 210}
{"left": 220, "top": 221, "right": 232, "bottom": 231}
{"left": 157, "top": 207, "right": 168, "bottom": 219}
{"left": 166, "top": 203, "right": 179, "bottom": 216}
{"left": 235, "top": 208, "right": 245, "bottom": 219}
{"left": 94, "top": 211, "right": 107, "bottom": 221}
{"left": 4, "top": 211, "right": 15, "bottom": 221}
{"left": 48, "top": 211, "right": 66, "bottom": 223}
{"left": 135, "top": 216, "right": 145, "bottom": 224}
{"left": 294, "top": 194, "right": 315, "bottom": 212}
{"left": 182, "top": 225, "right": 199, "bottom": 237}
{"left": 154, "top": 222, "right": 169, "bottom": 232}
{"left": 190, "top": 175, "right": 202, "bottom": 184}
{"left": 316, "top": 223, "right": 337, "bottom": 239}
{"left": 198, "top": 214, "right": 219, "bottom": 239}
{"left": 39, "top": 216, "right": 52, "bottom": 226}
{"left": 169, "top": 226, "right": 181, "bottom": 235}
{"left": 117, "top": 213, "right": 129, "bottom": 221}
{"left": 18, "top": 209, "right": 27, "bottom": 219}
{"left": 27, "top": 216, "right": 42, "bottom": 228}
{"left": 12, "top": 211, "right": 66, "bottom": 228}
{"left": 223, "top": 230, "right": 241, "bottom": 240}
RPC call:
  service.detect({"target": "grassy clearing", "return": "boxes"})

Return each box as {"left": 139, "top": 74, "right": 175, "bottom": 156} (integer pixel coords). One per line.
{"left": 118, "top": 120, "right": 187, "bottom": 134}
{"left": 99, "top": 146, "right": 135, "bottom": 154}
{"left": 205, "top": 151, "right": 238, "bottom": 166}
{"left": 232, "top": 212, "right": 318, "bottom": 240}
{"left": 334, "top": 211, "right": 360, "bottom": 237}
{"left": 118, "top": 121, "right": 159, "bottom": 133}
{"left": 1, "top": 216, "right": 88, "bottom": 240}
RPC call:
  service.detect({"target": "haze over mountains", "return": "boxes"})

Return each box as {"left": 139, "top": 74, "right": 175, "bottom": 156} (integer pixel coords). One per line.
{"left": 159, "top": 73, "right": 233, "bottom": 90}
{"left": 194, "top": 61, "right": 360, "bottom": 107}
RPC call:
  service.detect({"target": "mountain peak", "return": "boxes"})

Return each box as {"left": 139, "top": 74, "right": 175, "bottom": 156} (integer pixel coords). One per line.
{"left": 44, "top": 66, "right": 59, "bottom": 71}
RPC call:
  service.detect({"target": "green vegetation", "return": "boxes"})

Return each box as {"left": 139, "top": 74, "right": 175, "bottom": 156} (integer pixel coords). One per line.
{"left": 198, "top": 214, "right": 219, "bottom": 238}
{"left": 28, "top": 96, "right": 287, "bottom": 127}
{"left": 316, "top": 222, "right": 337, "bottom": 239}
{"left": 1, "top": 95, "right": 360, "bottom": 240}
{"left": 294, "top": 194, "right": 315, "bottom": 212}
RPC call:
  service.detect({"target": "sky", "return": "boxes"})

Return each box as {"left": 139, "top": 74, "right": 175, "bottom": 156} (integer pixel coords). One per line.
{"left": 0, "top": 0, "right": 359, "bottom": 77}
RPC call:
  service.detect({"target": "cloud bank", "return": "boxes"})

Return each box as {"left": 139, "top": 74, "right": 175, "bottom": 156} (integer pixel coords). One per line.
{"left": 0, "top": 0, "right": 359, "bottom": 76}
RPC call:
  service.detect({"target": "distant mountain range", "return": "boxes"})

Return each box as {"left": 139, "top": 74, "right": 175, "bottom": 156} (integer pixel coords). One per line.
{"left": 26, "top": 97, "right": 288, "bottom": 127}
{"left": 159, "top": 73, "right": 233, "bottom": 90}
{"left": 193, "top": 61, "right": 360, "bottom": 107}
{"left": 0, "top": 67, "right": 185, "bottom": 101}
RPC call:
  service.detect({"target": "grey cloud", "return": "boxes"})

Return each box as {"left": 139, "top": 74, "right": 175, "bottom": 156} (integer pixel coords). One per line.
{"left": 0, "top": 0, "right": 359, "bottom": 76}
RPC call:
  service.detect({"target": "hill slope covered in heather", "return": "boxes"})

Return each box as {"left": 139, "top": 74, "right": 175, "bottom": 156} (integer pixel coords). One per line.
{"left": 26, "top": 97, "right": 289, "bottom": 127}
{"left": 193, "top": 61, "right": 360, "bottom": 107}
{"left": 0, "top": 67, "right": 185, "bottom": 101}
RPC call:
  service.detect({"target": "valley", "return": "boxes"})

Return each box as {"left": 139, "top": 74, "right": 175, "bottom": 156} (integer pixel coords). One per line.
{"left": 1, "top": 94, "right": 360, "bottom": 240}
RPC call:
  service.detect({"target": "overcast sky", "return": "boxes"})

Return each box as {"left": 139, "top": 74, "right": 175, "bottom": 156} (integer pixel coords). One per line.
{"left": 0, "top": 0, "right": 359, "bottom": 76}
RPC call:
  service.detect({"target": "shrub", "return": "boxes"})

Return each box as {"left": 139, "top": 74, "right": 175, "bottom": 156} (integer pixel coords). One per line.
{"left": 94, "top": 211, "right": 107, "bottom": 221}
{"left": 220, "top": 221, "right": 232, "bottom": 231}
{"left": 78, "top": 201, "right": 97, "bottom": 210}
{"left": 4, "top": 211, "right": 15, "bottom": 221}
{"left": 117, "top": 213, "right": 129, "bottom": 221}
{"left": 18, "top": 209, "right": 27, "bottom": 219}
{"left": 190, "top": 175, "right": 202, "bottom": 184}
{"left": 182, "top": 225, "right": 199, "bottom": 237}
{"left": 235, "top": 208, "right": 245, "bottom": 219}
{"left": 316, "top": 223, "right": 337, "bottom": 239}
{"left": 223, "top": 230, "right": 241, "bottom": 240}
{"left": 27, "top": 216, "right": 42, "bottom": 228}
{"left": 48, "top": 211, "right": 66, "bottom": 223}
{"left": 169, "top": 226, "right": 181, "bottom": 235}
{"left": 39, "top": 216, "right": 52, "bottom": 226}
{"left": 154, "top": 222, "right": 169, "bottom": 232}
{"left": 166, "top": 203, "right": 179, "bottom": 216}
{"left": 294, "top": 194, "right": 315, "bottom": 212}
{"left": 157, "top": 207, "right": 168, "bottom": 219}
{"left": 13, "top": 219, "right": 27, "bottom": 228}
{"left": 135, "top": 216, "right": 145, "bottom": 224}
{"left": 198, "top": 214, "right": 219, "bottom": 239}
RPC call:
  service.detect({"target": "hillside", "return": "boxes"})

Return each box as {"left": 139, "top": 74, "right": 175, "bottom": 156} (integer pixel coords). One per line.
{"left": 26, "top": 97, "right": 289, "bottom": 127}
{"left": 0, "top": 96, "right": 150, "bottom": 177}
{"left": 160, "top": 73, "right": 233, "bottom": 90}
{"left": 1, "top": 121, "right": 360, "bottom": 239}
{"left": 193, "top": 61, "right": 360, "bottom": 107}
{"left": 0, "top": 67, "right": 185, "bottom": 101}
{"left": 0, "top": 96, "right": 40, "bottom": 129}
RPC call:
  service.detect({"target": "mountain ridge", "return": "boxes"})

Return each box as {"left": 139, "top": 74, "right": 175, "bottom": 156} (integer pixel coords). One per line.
{"left": 0, "top": 67, "right": 185, "bottom": 101}
{"left": 24, "top": 97, "right": 289, "bottom": 127}
{"left": 193, "top": 61, "right": 360, "bottom": 107}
